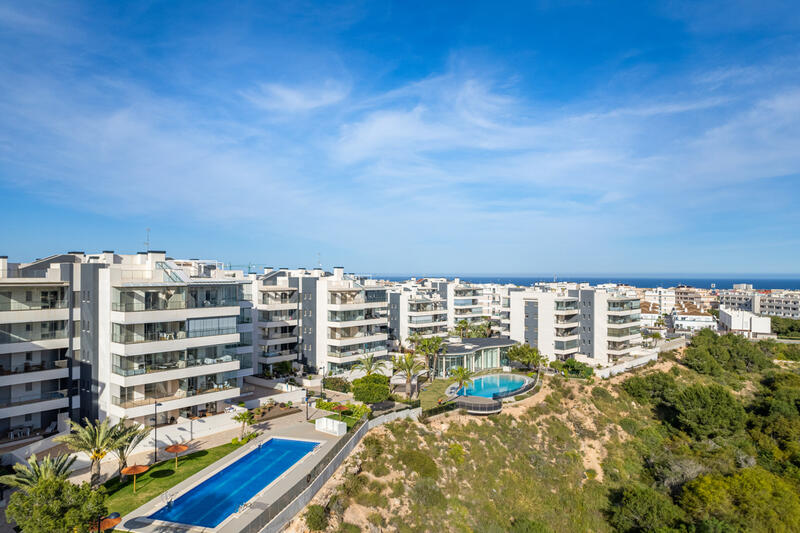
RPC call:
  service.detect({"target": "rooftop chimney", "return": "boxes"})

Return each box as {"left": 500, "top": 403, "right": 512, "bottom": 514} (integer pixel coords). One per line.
{"left": 333, "top": 266, "right": 344, "bottom": 280}
{"left": 0, "top": 256, "right": 7, "bottom": 279}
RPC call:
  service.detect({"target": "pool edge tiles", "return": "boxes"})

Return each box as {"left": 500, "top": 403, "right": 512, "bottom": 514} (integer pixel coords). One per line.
{"left": 458, "top": 373, "right": 529, "bottom": 398}
{"left": 148, "top": 437, "right": 321, "bottom": 529}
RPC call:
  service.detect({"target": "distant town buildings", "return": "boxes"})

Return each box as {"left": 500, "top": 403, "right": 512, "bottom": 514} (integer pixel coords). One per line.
{"left": 719, "top": 307, "right": 773, "bottom": 339}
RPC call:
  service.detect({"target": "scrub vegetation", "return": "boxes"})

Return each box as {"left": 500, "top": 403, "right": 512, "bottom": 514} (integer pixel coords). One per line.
{"left": 296, "top": 329, "right": 800, "bottom": 532}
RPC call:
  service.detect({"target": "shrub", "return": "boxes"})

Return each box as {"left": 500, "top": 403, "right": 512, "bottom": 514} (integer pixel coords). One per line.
{"left": 305, "top": 504, "right": 328, "bottom": 531}
{"left": 337, "top": 522, "right": 361, "bottom": 533}
{"left": 671, "top": 384, "right": 746, "bottom": 439}
{"left": 362, "top": 435, "right": 383, "bottom": 459}
{"left": 367, "top": 512, "right": 385, "bottom": 527}
{"left": 398, "top": 449, "right": 438, "bottom": 478}
{"left": 608, "top": 484, "right": 685, "bottom": 532}
{"left": 412, "top": 477, "right": 446, "bottom": 508}
{"left": 510, "top": 517, "right": 553, "bottom": 532}
{"left": 352, "top": 381, "right": 390, "bottom": 404}
{"left": 447, "top": 443, "right": 465, "bottom": 464}
{"left": 622, "top": 372, "right": 678, "bottom": 404}
{"left": 563, "top": 358, "right": 594, "bottom": 378}
{"left": 323, "top": 376, "right": 351, "bottom": 392}
{"left": 355, "top": 373, "right": 390, "bottom": 386}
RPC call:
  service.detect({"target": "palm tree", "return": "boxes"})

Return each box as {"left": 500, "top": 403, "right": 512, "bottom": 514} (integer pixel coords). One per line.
{"left": 507, "top": 343, "right": 542, "bottom": 371}
{"left": 418, "top": 336, "right": 447, "bottom": 380}
{"left": 55, "top": 417, "right": 128, "bottom": 489}
{"left": 0, "top": 453, "right": 76, "bottom": 490}
{"left": 450, "top": 366, "right": 474, "bottom": 390}
{"left": 112, "top": 421, "right": 151, "bottom": 480}
{"left": 233, "top": 410, "right": 255, "bottom": 439}
{"left": 351, "top": 354, "right": 388, "bottom": 377}
{"left": 452, "top": 320, "right": 470, "bottom": 338}
{"left": 392, "top": 353, "right": 426, "bottom": 398}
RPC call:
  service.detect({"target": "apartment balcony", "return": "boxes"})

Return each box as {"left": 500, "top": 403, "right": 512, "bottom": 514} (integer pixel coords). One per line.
{"left": 109, "top": 384, "right": 240, "bottom": 420}
{"left": 327, "top": 332, "right": 388, "bottom": 347}
{"left": 0, "top": 329, "right": 71, "bottom": 355}
{"left": 554, "top": 318, "right": 580, "bottom": 328}
{"left": 408, "top": 315, "right": 447, "bottom": 326}
{"left": 110, "top": 328, "right": 240, "bottom": 357}
{"left": 0, "top": 299, "right": 70, "bottom": 325}
{"left": 0, "top": 359, "right": 71, "bottom": 388}
{"left": 257, "top": 349, "right": 297, "bottom": 364}
{"left": 326, "top": 348, "right": 389, "bottom": 362}
{"left": 0, "top": 389, "right": 72, "bottom": 420}
{"left": 110, "top": 355, "right": 242, "bottom": 387}
{"left": 406, "top": 327, "right": 448, "bottom": 337}
{"left": 256, "top": 315, "right": 299, "bottom": 327}
{"left": 327, "top": 300, "right": 388, "bottom": 312}
{"left": 408, "top": 304, "right": 447, "bottom": 314}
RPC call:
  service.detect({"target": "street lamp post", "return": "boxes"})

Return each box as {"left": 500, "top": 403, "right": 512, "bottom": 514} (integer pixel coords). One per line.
{"left": 153, "top": 402, "right": 163, "bottom": 463}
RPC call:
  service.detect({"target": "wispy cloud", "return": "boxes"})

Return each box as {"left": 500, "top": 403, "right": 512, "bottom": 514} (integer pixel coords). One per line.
{"left": 242, "top": 80, "right": 349, "bottom": 112}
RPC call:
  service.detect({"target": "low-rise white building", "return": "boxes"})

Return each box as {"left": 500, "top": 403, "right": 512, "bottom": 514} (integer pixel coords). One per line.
{"left": 719, "top": 307, "right": 773, "bottom": 339}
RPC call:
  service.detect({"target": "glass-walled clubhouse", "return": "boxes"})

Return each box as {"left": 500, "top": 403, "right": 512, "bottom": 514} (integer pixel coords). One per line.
{"left": 435, "top": 337, "right": 515, "bottom": 377}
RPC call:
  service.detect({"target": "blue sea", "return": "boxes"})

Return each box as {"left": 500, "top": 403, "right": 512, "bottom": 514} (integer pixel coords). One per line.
{"left": 378, "top": 275, "right": 800, "bottom": 290}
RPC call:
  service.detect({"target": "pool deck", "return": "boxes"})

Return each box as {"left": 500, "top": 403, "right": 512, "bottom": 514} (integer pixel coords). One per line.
{"left": 118, "top": 412, "right": 341, "bottom": 533}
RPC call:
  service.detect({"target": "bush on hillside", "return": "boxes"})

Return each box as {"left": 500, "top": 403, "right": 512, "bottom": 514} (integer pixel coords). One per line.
{"left": 304, "top": 504, "right": 328, "bottom": 531}
{"left": 608, "top": 484, "right": 686, "bottom": 533}
{"left": 671, "top": 384, "right": 746, "bottom": 439}
{"left": 622, "top": 372, "right": 678, "bottom": 404}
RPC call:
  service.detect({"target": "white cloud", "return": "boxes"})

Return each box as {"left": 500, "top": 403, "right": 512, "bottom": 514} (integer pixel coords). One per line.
{"left": 242, "top": 80, "right": 349, "bottom": 112}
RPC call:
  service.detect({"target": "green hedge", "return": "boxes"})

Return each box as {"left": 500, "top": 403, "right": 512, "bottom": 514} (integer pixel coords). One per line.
{"left": 323, "top": 376, "right": 351, "bottom": 392}
{"left": 352, "top": 381, "right": 390, "bottom": 404}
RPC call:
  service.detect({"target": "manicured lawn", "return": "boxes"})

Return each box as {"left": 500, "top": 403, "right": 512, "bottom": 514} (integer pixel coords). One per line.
{"left": 418, "top": 377, "right": 455, "bottom": 410}
{"left": 104, "top": 441, "right": 241, "bottom": 517}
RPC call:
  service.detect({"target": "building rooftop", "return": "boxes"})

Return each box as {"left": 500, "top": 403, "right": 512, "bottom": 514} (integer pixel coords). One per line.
{"left": 443, "top": 336, "right": 516, "bottom": 355}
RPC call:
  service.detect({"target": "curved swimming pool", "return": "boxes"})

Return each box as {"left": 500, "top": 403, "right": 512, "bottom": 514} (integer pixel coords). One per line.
{"left": 458, "top": 373, "right": 529, "bottom": 398}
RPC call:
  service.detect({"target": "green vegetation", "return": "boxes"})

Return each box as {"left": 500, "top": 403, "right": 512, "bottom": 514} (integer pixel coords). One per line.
{"left": 319, "top": 329, "right": 800, "bottom": 532}
{"left": 351, "top": 354, "right": 389, "bottom": 376}
{"left": 418, "top": 376, "right": 455, "bottom": 410}
{"left": 305, "top": 504, "right": 328, "bottom": 530}
{"left": 771, "top": 316, "right": 800, "bottom": 339}
{"left": 449, "top": 366, "right": 474, "bottom": 390}
{"left": 55, "top": 417, "right": 135, "bottom": 489}
{"left": 104, "top": 441, "right": 240, "bottom": 516}
{"left": 323, "top": 376, "right": 351, "bottom": 392}
{"left": 0, "top": 453, "right": 76, "bottom": 489}
{"left": 392, "top": 352, "right": 427, "bottom": 398}
{"left": 5, "top": 477, "right": 106, "bottom": 533}
{"left": 352, "top": 374, "right": 390, "bottom": 404}
{"left": 508, "top": 343, "right": 542, "bottom": 370}
{"left": 563, "top": 357, "right": 594, "bottom": 378}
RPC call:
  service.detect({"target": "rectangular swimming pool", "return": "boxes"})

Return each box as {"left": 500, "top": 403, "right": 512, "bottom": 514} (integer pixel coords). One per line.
{"left": 150, "top": 438, "right": 319, "bottom": 528}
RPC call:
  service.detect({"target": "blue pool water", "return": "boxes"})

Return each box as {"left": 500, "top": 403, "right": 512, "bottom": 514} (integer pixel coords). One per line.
{"left": 459, "top": 374, "right": 528, "bottom": 398}
{"left": 150, "top": 438, "right": 319, "bottom": 528}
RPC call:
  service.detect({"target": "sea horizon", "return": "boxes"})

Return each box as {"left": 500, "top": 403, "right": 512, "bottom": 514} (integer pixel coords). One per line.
{"left": 374, "top": 275, "right": 800, "bottom": 290}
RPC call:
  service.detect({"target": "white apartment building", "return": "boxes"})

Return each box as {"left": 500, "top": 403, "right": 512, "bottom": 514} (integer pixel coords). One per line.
{"left": 675, "top": 285, "right": 717, "bottom": 312}
{"left": 5, "top": 251, "right": 256, "bottom": 432}
{"left": 642, "top": 287, "right": 676, "bottom": 314}
{"left": 478, "top": 284, "right": 518, "bottom": 336}
{"left": 253, "top": 268, "right": 301, "bottom": 375}
{"left": 669, "top": 308, "right": 716, "bottom": 332}
{"left": 719, "top": 306, "right": 772, "bottom": 339}
{"left": 388, "top": 282, "right": 448, "bottom": 348}
{"left": 719, "top": 287, "right": 800, "bottom": 319}
{"left": 0, "top": 255, "right": 80, "bottom": 447}
{"left": 432, "top": 279, "right": 486, "bottom": 330}
{"left": 510, "top": 284, "right": 643, "bottom": 367}
{"left": 299, "top": 267, "right": 389, "bottom": 377}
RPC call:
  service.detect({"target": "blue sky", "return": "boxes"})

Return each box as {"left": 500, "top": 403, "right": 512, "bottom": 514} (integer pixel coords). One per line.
{"left": 1, "top": 1, "right": 800, "bottom": 275}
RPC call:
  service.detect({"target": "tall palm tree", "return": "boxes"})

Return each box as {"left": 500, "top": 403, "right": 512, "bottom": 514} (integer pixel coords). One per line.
{"left": 508, "top": 343, "right": 542, "bottom": 371}
{"left": 418, "top": 336, "right": 447, "bottom": 380}
{"left": 392, "top": 353, "right": 426, "bottom": 398}
{"left": 450, "top": 366, "right": 474, "bottom": 390}
{"left": 351, "top": 354, "right": 388, "bottom": 377}
{"left": 0, "top": 453, "right": 76, "bottom": 490}
{"left": 453, "top": 320, "right": 470, "bottom": 338}
{"left": 55, "top": 417, "right": 127, "bottom": 489}
{"left": 112, "top": 421, "right": 151, "bottom": 480}
{"left": 232, "top": 410, "right": 255, "bottom": 439}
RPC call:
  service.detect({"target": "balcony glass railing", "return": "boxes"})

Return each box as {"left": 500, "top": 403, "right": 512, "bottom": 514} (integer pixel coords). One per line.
{"left": 0, "top": 300, "right": 69, "bottom": 312}
{"left": 111, "top": 379, "right": 237, "bottom": 409}
{"left": 409, "top": 315, "right": 447, "bottom": 325}
{"left": 608, "top": 300, "right": 640, "bottom": 311}
{"left": 608, "top": 327, "right": 641, "bottom": 338}
{"left": 608, "top": 313, "right": 641, "bottom": 324}
{"left": 555, "top": 301, "right": 579, "bottom": 311}
{"left": 0, "top": 359, "right": 68, "bottom": 376}
{"left": 0, "top": 323, "right": 70, "bottom": 344}
{"left": 0, "top": 389, "right": 69, "bottom": 408}
{"left": 112, "top": 354, "right": 242, "bottom": 377}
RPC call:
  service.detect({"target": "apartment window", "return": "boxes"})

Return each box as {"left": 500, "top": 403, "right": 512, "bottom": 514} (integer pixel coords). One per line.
{"left": 25, "top": 383, "right": 32, "bottom": 391}
{"left": 25, "top": 290, "right": 32, "bottom": 302}
{"left": 25, "top": 352, "right": 32, "bottom": 361}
